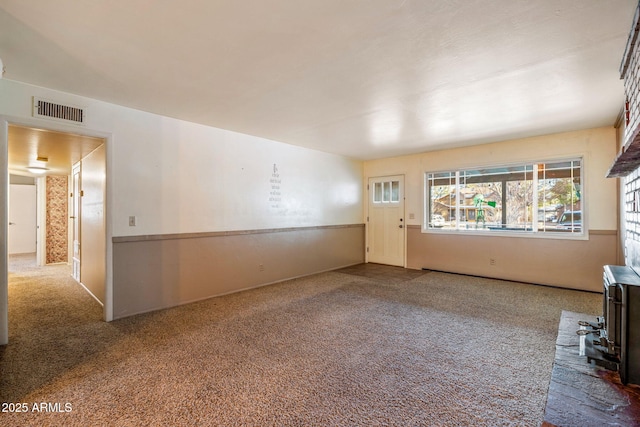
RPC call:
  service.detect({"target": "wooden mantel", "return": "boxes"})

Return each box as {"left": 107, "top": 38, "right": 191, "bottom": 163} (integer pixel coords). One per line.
{"left": 608, "top": 3, "right": 640, "bottom": 178}
{"left": 608, "top": 124, "right": 640, "bottom": 178}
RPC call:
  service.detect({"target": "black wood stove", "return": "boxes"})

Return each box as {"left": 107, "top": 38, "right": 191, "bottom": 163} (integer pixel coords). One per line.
{"left": 579, "top": 265, "right": 640, "bottom": 385}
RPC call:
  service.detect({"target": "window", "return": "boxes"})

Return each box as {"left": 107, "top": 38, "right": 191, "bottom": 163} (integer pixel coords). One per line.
{"left": 373, "top": 180, "right": 400, "bottom": 203}
{"left": 425, "top": 159, "right": 582, "bottom": 235}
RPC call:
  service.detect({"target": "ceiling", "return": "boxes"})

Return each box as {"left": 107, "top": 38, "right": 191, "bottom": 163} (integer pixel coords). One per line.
{"left": 0, "top": 1, "right": 637, "bottom": 162}
{"left": 8, "top": 125, "right": 104, "bottom": 177}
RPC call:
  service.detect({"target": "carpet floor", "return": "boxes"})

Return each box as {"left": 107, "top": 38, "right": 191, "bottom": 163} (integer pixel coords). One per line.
{"left": 1, "top": 255, "right": 600, "bottom": 426}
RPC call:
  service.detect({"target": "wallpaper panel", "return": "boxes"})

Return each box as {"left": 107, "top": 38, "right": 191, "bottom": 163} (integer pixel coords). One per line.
{"left": 46, "top": 175, "right": 68, "bottom": 264}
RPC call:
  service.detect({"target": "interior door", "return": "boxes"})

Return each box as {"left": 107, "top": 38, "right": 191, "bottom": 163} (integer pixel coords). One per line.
{"left": 71, "top": 162, "right": 81, "bottom": 282}
{"left": 8, "top": 184, "right": 37, "bottom": 254}
{"left": 80, "top": 145, "right": 105, "bottom": 304}
{"left": 367, "top": 175, "right": 405, "bottom": 266}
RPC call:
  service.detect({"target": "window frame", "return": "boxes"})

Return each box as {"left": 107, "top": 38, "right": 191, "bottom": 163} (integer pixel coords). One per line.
{"left": 372, "top": 178, "right": 401, "bottom": 205}
{"left": 423, "top": 157, "right": 586, "bottom": 239}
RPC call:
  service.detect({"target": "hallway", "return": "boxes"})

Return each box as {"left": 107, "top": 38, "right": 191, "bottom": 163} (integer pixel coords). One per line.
{"left": 8, "top": 253, "right": 103, "bottom": 329}
{"left": 3, "top": 253, "right": 103, "bottom": 400}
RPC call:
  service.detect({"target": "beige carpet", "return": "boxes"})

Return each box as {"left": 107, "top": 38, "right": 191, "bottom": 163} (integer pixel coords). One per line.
{"left": 1, "top": 255, "right": 600, "bottom": 426}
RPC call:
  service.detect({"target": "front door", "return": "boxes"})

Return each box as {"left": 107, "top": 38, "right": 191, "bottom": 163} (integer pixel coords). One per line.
{"left": 367, "top": 175, "right": 405, "bottom": 266}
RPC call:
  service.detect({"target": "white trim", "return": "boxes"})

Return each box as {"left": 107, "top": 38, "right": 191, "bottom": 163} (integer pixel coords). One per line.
{"left": 0, "top": 118, "right": 8, "bottom": 345}
{"left": 36, "top": 177, "right": 46, "bottom": 266}
{"left": 532, "top": 164, "right": 539, "bottom": 232}
{"left": 78, "top": 280, "right": 104, "bottom": 307}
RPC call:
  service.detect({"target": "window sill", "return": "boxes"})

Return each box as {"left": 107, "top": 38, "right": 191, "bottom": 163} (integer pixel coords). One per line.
{"left": 420, "top": 226, "right": 588, "bottom": 241}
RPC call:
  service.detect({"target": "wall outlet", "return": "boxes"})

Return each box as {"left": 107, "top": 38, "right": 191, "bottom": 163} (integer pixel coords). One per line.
{"left": 489, "top": 258, "right": 496, "bottom": 266}
{"left": 258, "top": 264, "right": 265, "bottom": 271}
{"left": 129, "top": 216, "right": 137, "bottom": 226}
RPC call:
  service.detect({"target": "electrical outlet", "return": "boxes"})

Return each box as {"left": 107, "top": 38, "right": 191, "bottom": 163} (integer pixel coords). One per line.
{"left": 489, "top": 258, "right": 496, "bottom": 266}
{"left": 129, "top": 216, "right": 137, "bottom": 226}
{"left": 258, "top": 264, "right": 265, "bottom": 271}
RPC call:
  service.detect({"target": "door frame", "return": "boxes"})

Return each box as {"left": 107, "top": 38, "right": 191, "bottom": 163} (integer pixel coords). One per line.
{"left": 0, "top": 115, "right": 113, "bottom": 345}
{"left": 71, "top": 162, "right": 81, "bottom": 282}
{"left": 36, "top": 176, "right": 46, "bottom": 266}
{"left": 366, "top": 174, "right": 406, "bottom": 267}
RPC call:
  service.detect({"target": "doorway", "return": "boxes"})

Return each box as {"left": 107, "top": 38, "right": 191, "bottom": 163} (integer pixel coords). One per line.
{"left": 1, "top": 119, "right": 108, "bottom": 345}
{"left": 367, "top": 175, "right": 405, "bottom": 267}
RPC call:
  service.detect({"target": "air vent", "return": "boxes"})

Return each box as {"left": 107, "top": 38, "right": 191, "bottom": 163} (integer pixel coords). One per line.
{"left": 32, "top": 97, "right": 85, "bottom": 125}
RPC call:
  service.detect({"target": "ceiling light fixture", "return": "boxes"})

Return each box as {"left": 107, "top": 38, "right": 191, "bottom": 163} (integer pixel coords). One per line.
{"left": 26, "top": 166, "right": 49, "bottom": 175}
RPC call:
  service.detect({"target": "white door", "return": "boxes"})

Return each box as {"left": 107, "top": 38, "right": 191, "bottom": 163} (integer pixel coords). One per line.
{"left": 80, "top": 145, "right": 105, "bottom": 304}
{"left": 71, "top": 163, "right": 81, "bottom": 282}
{"left": 367, "top": 175, "right": 405, "bottom": 266}
{"left": 8, "top": 184, "right": 37, "bottom": 254}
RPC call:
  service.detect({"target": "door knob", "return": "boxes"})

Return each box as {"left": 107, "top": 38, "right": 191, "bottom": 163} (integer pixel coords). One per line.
{"left": 9, "top": 222, "right": 15, "bottom": 225}
{"left": 399, "top": 224, "right": 404, "bottom": 228}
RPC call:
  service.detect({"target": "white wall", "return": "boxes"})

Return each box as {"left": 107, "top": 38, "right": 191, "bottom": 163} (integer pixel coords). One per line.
{"left": 108, "top": 112, "right": 362, "bottom": 236}
{"left": 0, "top": 78, "right": 364, "bottom": 333}
{"left": 0, "top": 79, "right": 363, "bottom": 236}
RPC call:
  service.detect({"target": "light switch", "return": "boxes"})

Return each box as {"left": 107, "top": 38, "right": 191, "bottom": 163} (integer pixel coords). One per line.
{"left": 129, "top": 216, "right": 137, "bottom": 226}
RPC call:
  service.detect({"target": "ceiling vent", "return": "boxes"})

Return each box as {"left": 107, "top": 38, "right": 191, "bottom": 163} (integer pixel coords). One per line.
{"left": 32, "top": 97, "right": 85, "bottom": 125}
